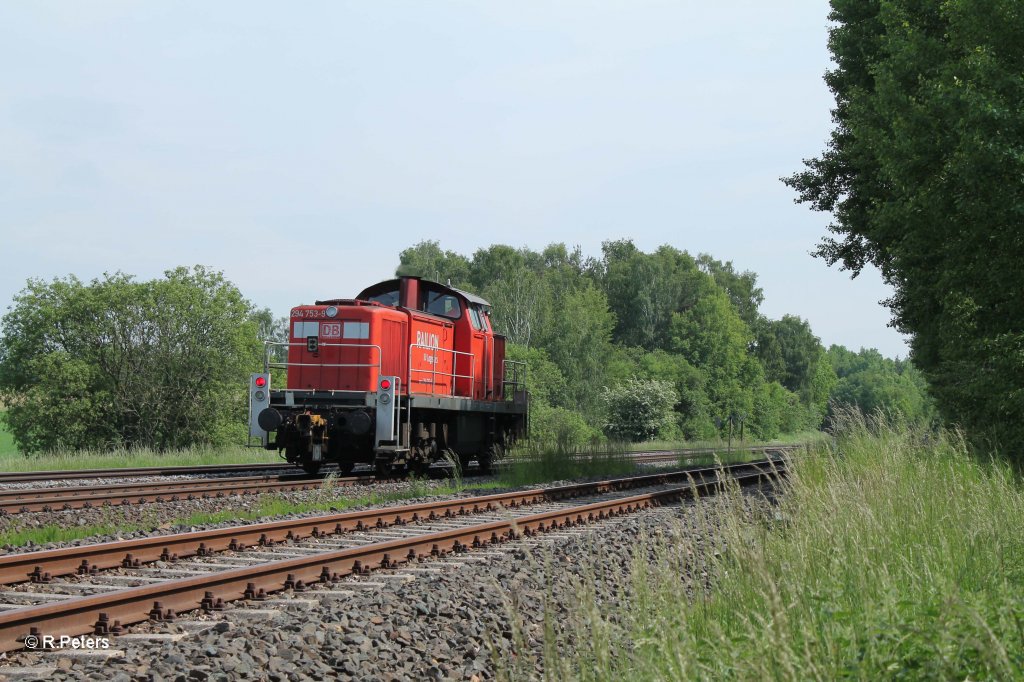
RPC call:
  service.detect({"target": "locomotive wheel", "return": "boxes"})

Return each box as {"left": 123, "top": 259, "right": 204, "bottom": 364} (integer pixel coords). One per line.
{"left": 336, "top": 460, "right": 355, "bottom": 476}
{"left": 374, "top": 461, "right": 392, "bottom": 480}
{"left": 302, "top": 461, "right": 322, "bottom": 476}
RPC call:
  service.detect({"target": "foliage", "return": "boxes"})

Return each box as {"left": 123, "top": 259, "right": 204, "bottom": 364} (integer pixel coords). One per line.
{"left": 0, "top": 411, "right": 16, "bottom": 457}
{"left": 0, "top": 267, "right": 263, "bottom": 453}
{"left": 395, "top": 240, "right": 472, "bottom": 286}
{"left": 600, "top": 377, "right": 679, "bottom": 442}
{"left": 535, "top": 413, "right": 1024, "bottom": 680}
{"left": 827, "top": 345, "right": 935, "bottom": 423}
{"left": 785, "top": 0, "right": 1024, "bottom": 455}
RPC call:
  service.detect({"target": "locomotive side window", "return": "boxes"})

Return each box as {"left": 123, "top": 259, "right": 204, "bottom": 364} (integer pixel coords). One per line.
{"left": 367, "top": 289, "right": 399, "bottom": 306}
{"left": 424, "top": 290, "right": 462, "bottom": 319}
{"left": 343, "top": 321, "right": 370, "bottom": 339}
{"left": 469, "top": 306, "right": 484, "bottom": 331}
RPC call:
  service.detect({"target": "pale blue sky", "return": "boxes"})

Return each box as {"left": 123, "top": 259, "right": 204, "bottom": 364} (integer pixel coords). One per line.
{"left": 0, "top": 1, "right": 909, "bottom": 358}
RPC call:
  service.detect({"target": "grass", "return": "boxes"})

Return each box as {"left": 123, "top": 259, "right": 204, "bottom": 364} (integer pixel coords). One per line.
{"left": 0, "top": 476, "right": 505, "bottom": 549}
{"left": 0, "top": 442, "right": 282, "bottom": 473}
{"left": 532, "top": 412, "right": 1024, "bottom": 680}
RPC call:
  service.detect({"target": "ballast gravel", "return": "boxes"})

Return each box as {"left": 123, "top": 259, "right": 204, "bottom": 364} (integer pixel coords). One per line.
{"left": 7, "top": 483, "right": 779, "bottom": 681}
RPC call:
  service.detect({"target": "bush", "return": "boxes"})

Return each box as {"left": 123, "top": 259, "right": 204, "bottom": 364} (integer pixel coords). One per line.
{"left": 600, "top": 377, "right": 678, "bottom": 443}
{"left": 529, "top": 403, "right": 603, "bottom": 450}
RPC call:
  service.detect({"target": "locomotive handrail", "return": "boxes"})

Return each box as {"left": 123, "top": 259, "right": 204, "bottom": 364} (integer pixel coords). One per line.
{"left": 502, "top": 359, "right": 527, "bottom": 399}
{"left": 263, "top": 341, "right": 383, "bottom": 374}
{"left": 407, "top": 343, "right": 475, "bottom": 398}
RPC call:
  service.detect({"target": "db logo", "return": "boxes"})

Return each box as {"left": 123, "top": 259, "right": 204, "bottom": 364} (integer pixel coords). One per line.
{"left": 321, "top": 323, "right": 341, "bottom": 339}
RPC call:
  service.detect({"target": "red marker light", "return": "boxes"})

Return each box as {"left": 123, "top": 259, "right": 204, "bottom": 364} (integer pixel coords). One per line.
{"left": 380, "top": 379, "right": 391, "bottom": 390}
{"left": 254, "top": 376, "right": 267, "bottom": 388}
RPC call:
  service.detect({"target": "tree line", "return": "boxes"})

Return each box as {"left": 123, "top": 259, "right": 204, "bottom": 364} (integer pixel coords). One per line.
{"left": 0, "top": 246, "right": 932, "bottom": 454}
{"left": 397, "top": 239, "right": 933, "bottom": 445}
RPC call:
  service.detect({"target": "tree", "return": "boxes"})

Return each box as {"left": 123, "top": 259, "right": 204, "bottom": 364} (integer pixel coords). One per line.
{"left": 634, "top": 349, "right": 716, "bottom": 440}
{"left": 599, "top": 240, "right": 707, "bottom": 350}
{"left": 537, "top": 283, "right": 617, "bottom": 413}
{"left": 0, "top": 267, "right": 263, "bottom": 453}
{"left": 785, "top": 0, "right": 1024, "bottom": 453}
{"left": 754, "top": 315, "right": 836, "bottom": 424}
{"left": 826, "top": 345, "right": 934, "bottom": 424}
{"left": 696, "top": 254, "right": 764, "bottom": 328}
{"left": 481, "top": 269, "right": 550, "bottom": 348}
{"left": 396, "top": 240, "right": 472, "bottom": 287}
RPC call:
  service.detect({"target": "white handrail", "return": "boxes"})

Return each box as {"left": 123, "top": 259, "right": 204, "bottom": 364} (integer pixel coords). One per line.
{"left": 408, "top": 343, "right": 476, "bottom": 398}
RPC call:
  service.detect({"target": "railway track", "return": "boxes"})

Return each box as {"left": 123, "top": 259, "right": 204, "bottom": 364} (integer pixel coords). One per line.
{"left": 0, "top": 473, "right": 370, "bottom": 515}
{"left": 0, "top": 462, "right": 305, "bottom": 485}
{"left": 0, "top": 444, "right": 798, "bottom": 485}
{"left": 0, "top": 445, "right": 797, "bottom": 515}
{"left": 0, "top": 458, "right": 785, "bottom": 652}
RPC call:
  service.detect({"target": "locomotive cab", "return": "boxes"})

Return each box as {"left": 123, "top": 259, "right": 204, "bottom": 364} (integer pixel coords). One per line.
{"left": 249, "top": 276, "right": 528, "bottom": 477}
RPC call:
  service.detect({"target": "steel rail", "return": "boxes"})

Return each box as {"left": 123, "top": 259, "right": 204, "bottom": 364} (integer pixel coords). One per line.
{"left": 0, "top": 462, "right": 302, "bottom": 484}
{"left": 0, "top": 476, "right": 370, "bottom": 515}
{"left": 0, "top": 460, "right": 784, "bottom": 585}
{"left": 0, "top": 473, "right": 329, "bottom": 502}
{"left": 0, "top": 460, "right": 785, "bottom": 652}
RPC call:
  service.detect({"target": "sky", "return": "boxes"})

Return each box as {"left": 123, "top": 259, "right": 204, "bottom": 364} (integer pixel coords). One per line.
{"left": 0, "top": 1, "right": 910, "bottom": 358}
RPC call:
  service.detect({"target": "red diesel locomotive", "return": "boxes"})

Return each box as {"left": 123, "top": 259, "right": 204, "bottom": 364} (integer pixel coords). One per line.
{"left": 248, "top": 276, "right": 528, "bottom": 477}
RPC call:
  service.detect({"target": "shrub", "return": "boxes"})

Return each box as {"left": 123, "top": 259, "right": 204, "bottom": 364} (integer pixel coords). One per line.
{"left": 600, "top": 377, "right": 678, "bottom": 443}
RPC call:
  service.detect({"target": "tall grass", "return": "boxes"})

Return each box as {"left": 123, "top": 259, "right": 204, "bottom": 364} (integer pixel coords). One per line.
{"left": 536, "top": 412, "right": 1024, "bottom": 680}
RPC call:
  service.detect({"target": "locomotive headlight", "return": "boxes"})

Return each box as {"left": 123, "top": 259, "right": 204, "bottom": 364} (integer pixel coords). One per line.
{"left": 325, "top": 306, "right": 338, "bottom": 318}
{"left": 379, "top": 393, "right": 391, "bottom": 405}
{"left": 254, "top": 390, "right": 266, "bottom": 401}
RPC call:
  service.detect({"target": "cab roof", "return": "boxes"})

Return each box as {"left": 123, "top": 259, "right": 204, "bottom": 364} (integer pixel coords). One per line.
{"left": 354, "top": 277, "right": 491, "bottom": 309}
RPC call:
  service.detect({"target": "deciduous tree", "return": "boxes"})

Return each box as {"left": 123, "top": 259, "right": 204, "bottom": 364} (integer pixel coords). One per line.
{"left": 0, "top": 267, "right": 262, "bottom": 452}
{"left": 785, "top": 0, "right": 1024, "bottom": 452}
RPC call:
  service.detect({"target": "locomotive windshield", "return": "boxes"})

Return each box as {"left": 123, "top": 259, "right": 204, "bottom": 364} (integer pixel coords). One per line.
{"left": 422, "top": 288, "right": 461, "bottom": 319}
